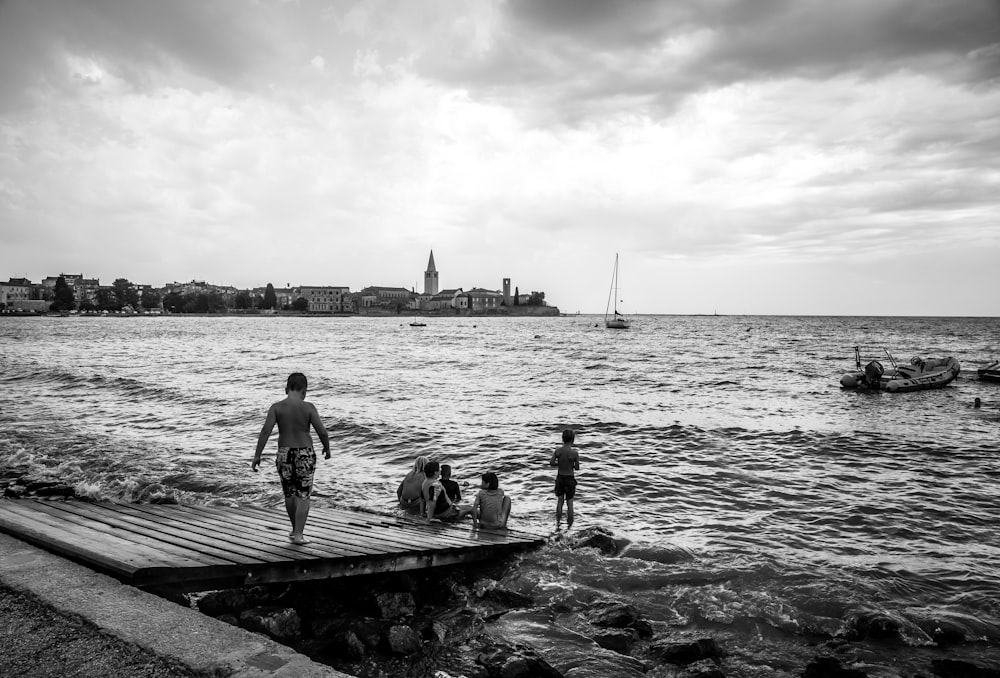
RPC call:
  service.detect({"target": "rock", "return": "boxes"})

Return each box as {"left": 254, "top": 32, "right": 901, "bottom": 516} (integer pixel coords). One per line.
{"left": 387, "top": 624, "right": 422, "bottom": 654}
{"left": 326, "top": 630, "right": 366, "bottom": 660}
{"left": 479, "top": 587, "right": 535, "bottom": 609}
{"left": 931, "top": 658, "right": 1000, "bottom": 678}
{"left": 350, "top": 617, "right": 385, "bottom": 650}
{"left": 682, "top": 658, "right": 726, "bottom": 677}
{"left": 802, "top": 656, "right": 869, "bottom": 678}
{"left": 651, "top": 638, "right": 723, "bottom": 665}
{"left": 476, "top": 640, "right": 562, "bottom": 678}
{"left": 197, "top": 588, "right": 256, "bottom": 617}
{"left": 239, "top": 606, "right": 301, "bottom": 642}
{"left": 34, "top": 485, "right": 76, "bottom": 498}
{"left": 435, "top": 607, "right": 481, "bottom": 645}
{"left": 23, "top": 479, "right": 62, "bottom": 493}
{"left": 375, "top": 591, "right": 416, "bottom": 619}
{"left": 568, "top": 526, "right": 626, "bottom": 555}
{"left": 591, "top": 628, "right": 635, "bottom": 654}
{"left": 913, "top": 616, "right": 968, "bottom": 647}
{"left": 492, "top": 608, "right": 646, "bottom": 677}
{"left": 4, "top": 487, "right": 23, "bottom": 498}
{"left": 585, "top": 602, "right": 652, "bottom": 639}
{"left": 842, "top": 611, "right": 903, "bottom": 642}
{"left": 430, "top": 620, "right": 448, "bottom": 643}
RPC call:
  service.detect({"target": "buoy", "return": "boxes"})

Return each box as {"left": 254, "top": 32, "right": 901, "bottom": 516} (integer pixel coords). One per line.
{"left": 841, "top": 374, "right": 859, "bottom": 388}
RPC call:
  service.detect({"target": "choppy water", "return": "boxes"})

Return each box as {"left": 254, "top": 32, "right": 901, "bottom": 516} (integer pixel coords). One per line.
{"left": 2, "top": 314, "right": 999, "bottom": 674}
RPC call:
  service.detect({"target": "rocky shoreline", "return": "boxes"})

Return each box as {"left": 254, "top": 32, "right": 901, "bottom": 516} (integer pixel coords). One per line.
{"left": 3, "top": 469, "right": 999, "bottom": 678}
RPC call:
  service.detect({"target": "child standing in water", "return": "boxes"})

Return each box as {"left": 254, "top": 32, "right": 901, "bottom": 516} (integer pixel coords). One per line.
{"left": 253, "top": 372, "right": 330, "bottom": 545}
{"left": 550, "top": 428, "right": 579, "bottom": 528}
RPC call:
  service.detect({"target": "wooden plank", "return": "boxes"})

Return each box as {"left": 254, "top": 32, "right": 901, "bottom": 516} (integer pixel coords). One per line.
{"left": 136, "top": 504, "right": 408, "bottom": 558}
{"left": 99, "top": 502, "right": 370, "bottom": 560}
{"left": 113, "top": 503, "right": 339, "bottom": 556}
{"left": 0, "top": 501, "right": 214, "bottom": 576}
{"left": 237, "top": 504, "right": 520, "bottom": 551}
{"left": 39, "top": 501, "right": 276, "bottom": 565}
{"left": 0, "top": 499, "right": 546, "bottom": 594}
{"left": 5, "top": 500, "right": 238, "bottom": 569}
{"left": 176, "top": 503, "right": 471, "bottom": 556}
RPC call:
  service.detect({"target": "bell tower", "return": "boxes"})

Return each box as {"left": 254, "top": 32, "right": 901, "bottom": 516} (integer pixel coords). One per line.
{"left": 424, "top": 250, "right": 439, "bottom": 295}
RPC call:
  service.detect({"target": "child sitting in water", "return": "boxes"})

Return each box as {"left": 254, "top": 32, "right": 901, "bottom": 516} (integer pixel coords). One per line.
{"left": 472, "top": 472, "right": 511, "bottom": 529}
{"left": 440, "top": 464, "right": 461, "bottom": 504}
{"left": 421, "top": 461, "right": 459, "bottom": 521}
{"left": 397, "top": 456, "right": 428, "bottom": 514}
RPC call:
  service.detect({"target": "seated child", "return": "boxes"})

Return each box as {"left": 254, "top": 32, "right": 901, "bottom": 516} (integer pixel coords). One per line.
{"left": 440, "top": 464, "right": 474, "bottom": 519}
{"left": 472, "top": 471, "right": 511, "bottom": 529}
{"left": 421, "top": 461, "right": 459, "bottom": 521}
{"left": 397, "top": 455, "right": 429, "bottom": 514}
{"left": 440, "top": 464, "right": 461, "bottom": 503}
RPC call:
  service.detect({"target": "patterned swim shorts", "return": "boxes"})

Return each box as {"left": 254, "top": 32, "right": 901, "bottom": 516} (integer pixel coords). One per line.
{"left": 275, "top": 446, "right": 316, "bottom": 498}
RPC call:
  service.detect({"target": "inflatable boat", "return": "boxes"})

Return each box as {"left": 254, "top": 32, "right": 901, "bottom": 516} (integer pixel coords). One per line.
{"left": 841, "top": 348, "right": 961, "bottom": 393}
{"left": 978, "top": 360, "right": 1000, "bottom": 383}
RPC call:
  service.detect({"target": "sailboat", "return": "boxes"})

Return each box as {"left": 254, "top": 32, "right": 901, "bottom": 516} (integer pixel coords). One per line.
{"left": 604, "top": 253, "right": 630, "bottom": 329}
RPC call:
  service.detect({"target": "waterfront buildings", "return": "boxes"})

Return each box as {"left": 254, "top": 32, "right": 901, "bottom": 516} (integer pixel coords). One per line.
{"left": 1, "top": 251, "right": 556, "bottom": 315}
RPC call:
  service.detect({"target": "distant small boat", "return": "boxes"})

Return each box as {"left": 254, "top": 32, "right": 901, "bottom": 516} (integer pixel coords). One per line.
{"left": 841, "top": 347, "right": 960, "bottom": 393}
{"left": 409, "top": 320, "right": 426, "bottom": 327}
{"left": 604, "top": 253, "right": 630, "bottom": 330}
{"left": 978, "top": 360, "right": 1000, "bottom": 383}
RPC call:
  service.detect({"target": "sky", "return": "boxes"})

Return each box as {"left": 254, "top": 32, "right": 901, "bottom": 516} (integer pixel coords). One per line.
{"left": 1, "top": 0, "right": 998, "bottom": 316}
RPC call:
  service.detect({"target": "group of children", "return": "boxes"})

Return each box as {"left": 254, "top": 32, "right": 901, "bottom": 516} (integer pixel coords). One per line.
{"left": 396, "top": 427, "right": 580, "bottom": 529}
{"left": 255, "top": 372, "right": 580, "bottom": 544}
{"left": 396, "top": 457, "right": 512, "bottom": 529}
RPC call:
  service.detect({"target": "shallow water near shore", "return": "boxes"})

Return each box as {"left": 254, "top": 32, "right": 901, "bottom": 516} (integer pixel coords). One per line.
{"left": 2, "top": 314, "right": 999, "bottom": 674}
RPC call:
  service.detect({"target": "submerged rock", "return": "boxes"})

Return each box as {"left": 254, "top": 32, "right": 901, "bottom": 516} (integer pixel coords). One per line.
{"left": 567, "top": 526, "right": 628, "bottom": 556}
{"left": 584, "top": 601, "right": 653, "bottom": 638}
{"left": 649, "top": 638, "right": 723, "bottom": 665}
{"left": 931, "top": 658, "right": 1000, "bottom": 678}
{"left": 590, "top": 628, "right": 635, "bottom": 654}
{"left": 802, "top": 655, "right": 869, "bottom": 678}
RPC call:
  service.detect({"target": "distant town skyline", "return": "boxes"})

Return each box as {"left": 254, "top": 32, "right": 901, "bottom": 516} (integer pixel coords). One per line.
{"left": 0, "top": 249, "right": 540, "bottom": 302}
{"left": 1, "top": 1, "right": 998, "bottom": 316}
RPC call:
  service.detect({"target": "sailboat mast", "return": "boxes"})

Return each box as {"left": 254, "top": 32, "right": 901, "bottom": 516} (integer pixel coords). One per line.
{"left": 605, "top": 253, "right": 619, "bottom": 320}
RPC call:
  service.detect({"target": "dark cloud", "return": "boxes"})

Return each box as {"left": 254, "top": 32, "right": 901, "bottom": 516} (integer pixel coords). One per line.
{"left": 417, "top": 0, "right": 1000, "bottom": 123}
{"left": 0, "top": 0, "right": 278, "bottom": 111}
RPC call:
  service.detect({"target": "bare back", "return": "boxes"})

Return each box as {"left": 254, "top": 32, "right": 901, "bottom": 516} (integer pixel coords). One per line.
{"left": 272, "top": 396, "right": 322, "bottom": 448}
{"left": 552, "top": 444, "right": 579, "bottom": 476}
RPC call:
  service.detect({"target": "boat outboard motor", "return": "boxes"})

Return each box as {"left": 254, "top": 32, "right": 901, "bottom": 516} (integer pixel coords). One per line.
{"left": 863, "top": 360, "right": 884, "bottom": 389}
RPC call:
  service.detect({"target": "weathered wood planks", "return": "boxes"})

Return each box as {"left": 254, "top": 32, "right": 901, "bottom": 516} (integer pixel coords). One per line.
{"left": 0, "top": 499, "right": 545, "bottom": 592}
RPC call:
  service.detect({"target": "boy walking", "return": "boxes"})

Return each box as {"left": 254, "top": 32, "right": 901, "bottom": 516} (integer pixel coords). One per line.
{"left": 550, "top": 429, "right": 579, "bottom": 528}
{"left": 253, "top": 372, "right": 330, "bottom": 545}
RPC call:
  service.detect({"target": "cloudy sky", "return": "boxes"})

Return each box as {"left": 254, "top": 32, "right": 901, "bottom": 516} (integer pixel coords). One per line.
{"left": 1, "top": 0, "right": 998, "bottom": 315}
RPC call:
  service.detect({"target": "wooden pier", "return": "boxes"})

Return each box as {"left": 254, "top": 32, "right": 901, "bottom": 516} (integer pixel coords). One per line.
{"left": 0, "top": 499, "right": 546, "bottom": 593}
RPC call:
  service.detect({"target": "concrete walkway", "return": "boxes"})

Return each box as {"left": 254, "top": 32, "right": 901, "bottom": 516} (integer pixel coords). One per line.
{"left": 0, "top": 532, "right": 352, "bottom": 678}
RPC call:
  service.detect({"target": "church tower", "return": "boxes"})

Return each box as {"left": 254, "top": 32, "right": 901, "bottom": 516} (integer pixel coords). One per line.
{"left": 423, "top": 250, "right": 439, "bottom": 296}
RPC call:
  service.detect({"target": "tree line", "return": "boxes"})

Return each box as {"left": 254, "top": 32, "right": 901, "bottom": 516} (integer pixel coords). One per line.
{"left": 45, "top": 279, "right": 302, "bottom": 314}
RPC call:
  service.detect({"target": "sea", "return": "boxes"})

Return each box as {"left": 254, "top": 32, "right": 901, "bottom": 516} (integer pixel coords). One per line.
{"left": 1, "top": 314, "right": 998, "bottom": 675}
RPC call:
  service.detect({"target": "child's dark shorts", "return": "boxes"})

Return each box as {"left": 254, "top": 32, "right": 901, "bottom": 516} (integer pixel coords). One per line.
{"left": 276, "top": 446, "right": 316, "bottom": 498}
{"left": 554, "top": 474, "right": 577, "bottom": 498}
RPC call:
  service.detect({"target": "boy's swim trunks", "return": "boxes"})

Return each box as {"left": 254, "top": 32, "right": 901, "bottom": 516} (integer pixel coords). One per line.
{"left": 554, "top": 474, "right": 577, "bottom": 498}
{"left": 275, "top": 446, "right": 316, "bottom": 498}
